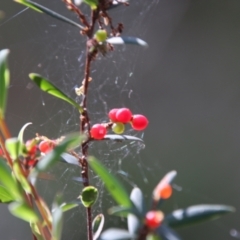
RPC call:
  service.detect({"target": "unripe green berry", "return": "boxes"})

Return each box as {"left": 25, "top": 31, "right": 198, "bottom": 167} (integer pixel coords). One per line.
{"left": 95, "top": 30, "right": 107, "bottom": 42}
{"left": 112, "top": 122, "right": 125, "bottom": 134}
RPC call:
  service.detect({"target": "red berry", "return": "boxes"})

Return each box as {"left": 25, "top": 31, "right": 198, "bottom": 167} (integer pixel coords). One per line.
{"left": 39, "top": 140, "right": 54, "bottom": 153}
{"left": 116, "top": 108, "right": 132, "bottom": 123}
{"left": 145, "top": 211, "right": 164, "bottom": 229}
{"left": 108, "top": 108, "right": 119, "bottom": 122}
{"left": 90, "top": 124, "right": 107, "bottom": 140}
{"left": 27, "top": 159, "right": 37, "bottom": 167}
{"left": 26, "top": 140, "right": 37, "bottom": 156}
{"left": 131, "top": 114, "right": 148, "bottom": 130}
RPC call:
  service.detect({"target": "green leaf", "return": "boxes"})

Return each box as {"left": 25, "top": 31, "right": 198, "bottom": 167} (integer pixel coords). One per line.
{"left": 30, "top": 222, "right": 45, "bottom": 240}
{"left": 14, "top": 0, "right": 42, "bottom": 12}
{"left": 165, "top": 204, "right": 235, "bottom": 228}
{"left": 33, "top": 133, "right": 84, "bottom": 174}
{"left": 146, "top": 234, "right": 161, "bottom": 240}
{"left": 100, "top": 228, "right": 134, "bottom": 240}
{"left": 130, "top": 188, "right": 145, "bottom": 214}
{"left": 106, "top": 37, "right": 148, "bottom": 47}
{"left": 18, "top": 122, "right": 32, "bottom": 144}
{"left": 93, "top": 214, "right": 105, "bottom": 240}
{"left": 127, "top": 214, "right": 140, "bottom": 235}
{"left": 60, "top": 201, "right": 79, "bottom": 212}
{"left": 80, "top": 186, "right": 98, "bottom": 208}
{"left": 52, "top": 194, "right": 63, "bottom": 240}
{"left": 15, "top": 0, "right": 84, "bottom": 29}
{"left": 103, "top": 134, "right": 143, "bottom": 142}
{"left": 0, "top": 49, "right": 10, "bottom": 119}
{"left": 88, "top": 157, "right": 132, "bottom": 208}
{"left": 83, "top": 0, "right": 98, "bottom": 9}
{"left": 9, "top": 201, "right": 39, "bottom": 222}
{"left": 13, "top": 161, "right": 32, "bottom": 193}
{"left": 5, "top": 137, "right": 22, "bottom": 160}
{"left": 29, "top": 73, "right": 83, "bottom": 113}
{"left": 156, "top": 225, "right": 182, "bottom": 240}
{"left": 0, "top": 158, "right": 22, "bottom": 200}
{"left": 108, "top": 206, "right": 134, "bottom": 217}
{"left": 0, "top": 185, "right": 15, "bottom": 203}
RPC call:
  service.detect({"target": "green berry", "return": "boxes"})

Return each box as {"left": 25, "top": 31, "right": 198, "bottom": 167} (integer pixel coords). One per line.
{"left": 95, "top": 30, "right": 107, "bottom": 42}
{"left": 112, "top": 122, "right": 125, "bottom": 134}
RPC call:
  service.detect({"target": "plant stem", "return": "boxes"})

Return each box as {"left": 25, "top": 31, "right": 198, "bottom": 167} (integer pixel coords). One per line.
{"left": 0, "top": 118, "right": 11, "bottom": 139}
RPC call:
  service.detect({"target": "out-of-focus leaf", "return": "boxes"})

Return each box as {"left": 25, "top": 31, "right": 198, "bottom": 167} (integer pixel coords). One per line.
{"left": 88, "top": 157, "right": 132, "bottom": 208}
{"left": 60, "top": 153, "right": 79, "bottom": 166}
{"left": 108, "top": 206, "right": 134, "bottom": 217}
{"left": 60, "top": 201, "right": 80, "bottom": 212}
{"left": 29, "top": 73, "right": 83, "bottom": 113}
{"left": 100, "top": 228, "right": 134, "bottom": 240}
{"left": 0, "top": 158, "right": 22, "bottom": 200}
{"left": 156, "top": 225, "right": 182, "bottom": 240}
{"left": 107, "top": 37, "right": 148, "bottom": 47}
{"left": 103, "top": 134, "right": 143, "bottom": 142}
{"left": 165, "top": 204, "right": 235, "bottom": 228}
{"left": 15, "top": 0, "right": 84, "bottom": 29}
{"left": 0, "top": 185, "right": 15, "bottom": 203}
{"left": 5, "top": 138, "right": 22, "bottom": 160}
{"left": 80, "top": 186, "right": 98, "bottom": 208}
{"left": 146, "top": 234, "right": 161, "bottom": 240}
{"left": 30, "top": 222, "right": 44, "bottom": 240}
{"left": 52, "top": 195, "right": 63, "bottom": 240}
{"left": 83, "top": 0, "right": 98, "bottom": 9}
{"left": 13, "top": 161, "right": 32, "bottom": 193}
{"left": 0, "top": 49, "right": 10, "bottom": 119}
{"left": 33, "top": 133, "right": 84, "bottom": 174}
{"left": 93, "top": 214, "right": 105, "bottom": 240}
{"left": 128, "top": 214, "right": 140, "bottom": 235}
{"left": 153, "top": 170, "right": 177, "bottom": 202}
{"left": 9, "top": 201, "right": 39, "bottom": 222}
{"left": 18, "top": 122, "right": 32, "bottom": 144}
{"left": 130, "top": 188, "right": 145, "bottom": 214}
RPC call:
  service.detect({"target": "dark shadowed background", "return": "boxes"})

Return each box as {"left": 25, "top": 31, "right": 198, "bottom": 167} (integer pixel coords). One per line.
{"left": 0, "top": 0, "right": 240, "bottom": 239}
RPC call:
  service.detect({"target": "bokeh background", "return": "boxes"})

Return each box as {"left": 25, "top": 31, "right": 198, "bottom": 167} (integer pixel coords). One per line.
{"left": 1, "top": 0, "right": 240, "bottom": 239}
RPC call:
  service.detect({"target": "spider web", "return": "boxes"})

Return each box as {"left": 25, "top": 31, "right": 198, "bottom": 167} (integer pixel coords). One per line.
{"left": 0, "top": 0, "right": 238, "bottom": 240}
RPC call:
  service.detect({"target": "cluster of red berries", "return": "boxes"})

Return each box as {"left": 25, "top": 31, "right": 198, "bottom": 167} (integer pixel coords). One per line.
{"left": 90, "top": 108, "right": 149, "bottom": 140}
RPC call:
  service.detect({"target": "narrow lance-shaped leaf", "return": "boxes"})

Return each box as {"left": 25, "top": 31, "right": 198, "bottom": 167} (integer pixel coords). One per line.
{"left": 0, "top": 49, "right": 10, "bottom": 119}
{"left": 14, "top": 0, "right": 84, "bottom": 29}
{"left": 108, "top": 206, "right": 134, "bottom": 217}
{"left": 52, "top": 195, "right": 64, "bottom": 240}
{"left": 93, "top": 214, "right": 105, "bottom": 240}
{"left": 103, "top": 134, "right": 144, "bottom": 142}
{"left": 156, "top": 225, "right": 182, "bottom": 240}
{"left": 100, "top": 228, "right": 134, "bottom": 240}
{"left": 165, "top": 204, "right": 235, "bottom": 228}
{"left": 18, "top": 122, "right": 32, "bottom": 144}
{"left": 0, "top": 158, "right": 22, "bottom": 200}
{"left": 5, "top": 138, "right": 22, "bottom": 160}
{"left": 29, "top": 73, "right": 83, "bottom": 113}
{"left": 60, "top": 201, "right": 80, "bottom": 212}
{"left": 83, "top": 0, "right": 98, "bottom": 9}
{"left": 0, "top": 185, "right": 15, "bottom": 203}
{"left": 107, "top": 37, "right": 148, "bottom": 47}
{"left": 88, "top": 157, "right": 132, "bottom": 208}
{"left": 9, "top": 201, "right": 39, "bottom": 222}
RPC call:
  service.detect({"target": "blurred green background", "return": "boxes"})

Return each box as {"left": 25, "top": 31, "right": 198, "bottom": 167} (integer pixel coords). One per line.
{"left": 0, "top": 0, "right": 240, "bottom": 239}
